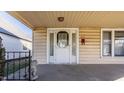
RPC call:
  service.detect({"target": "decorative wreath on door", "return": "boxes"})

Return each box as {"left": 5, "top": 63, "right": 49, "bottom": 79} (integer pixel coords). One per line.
{"left": 57, "top": 31, "right": 69, "bottom": 48}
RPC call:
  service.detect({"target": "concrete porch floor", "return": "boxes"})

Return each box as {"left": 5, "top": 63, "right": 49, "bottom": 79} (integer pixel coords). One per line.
{"left": 37, "top": 64, "right": 124, "bottom": 81}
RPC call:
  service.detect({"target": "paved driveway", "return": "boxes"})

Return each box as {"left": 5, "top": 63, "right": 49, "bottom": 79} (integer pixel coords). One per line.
{"left": 37, "top": 64, "right": 124, "bottom": 81}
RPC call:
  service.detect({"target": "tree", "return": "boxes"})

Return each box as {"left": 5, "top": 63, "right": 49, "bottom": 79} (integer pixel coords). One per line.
{"left": 0, "top": 37, "right": 5, "bottom": 80}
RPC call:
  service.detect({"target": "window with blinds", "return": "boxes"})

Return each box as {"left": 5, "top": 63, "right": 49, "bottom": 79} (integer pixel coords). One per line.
{"left": 103, "top": 31, "right": 112, "bottom": 56}
{"left": 114, "top": 31, "right": 124, "bottom": 56}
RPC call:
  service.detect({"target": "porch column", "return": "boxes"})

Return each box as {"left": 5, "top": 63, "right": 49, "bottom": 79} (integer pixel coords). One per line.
{"left": 28, "top": 27, "right": 47, "bottom": 80}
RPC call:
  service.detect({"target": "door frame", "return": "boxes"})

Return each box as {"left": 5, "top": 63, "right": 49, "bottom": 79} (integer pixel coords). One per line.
{"left": 47, "top": 28, "right": 79, "bottom": 64}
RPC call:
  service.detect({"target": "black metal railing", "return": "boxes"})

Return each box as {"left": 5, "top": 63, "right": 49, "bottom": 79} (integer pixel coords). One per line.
{"left": 4, "top": 51, "right": 31, "bottom": 81}
{"left": 0, "top": 62, "right": 5, "bottom": 80}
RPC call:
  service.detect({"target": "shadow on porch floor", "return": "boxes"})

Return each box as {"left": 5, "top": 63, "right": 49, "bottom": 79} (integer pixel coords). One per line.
{"left": 37, "top": 64, "right": 124, "bottom": 81}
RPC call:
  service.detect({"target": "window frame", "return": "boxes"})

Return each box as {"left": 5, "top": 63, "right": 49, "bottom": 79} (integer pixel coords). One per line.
{"left": 102, "top": 31, "right": 112, "bottom": 56}
{"left": 23, "top": 45, "right": 27, "bottom": 50}
{"left": 101, "top": 28, "right": 124, "bottom": 57}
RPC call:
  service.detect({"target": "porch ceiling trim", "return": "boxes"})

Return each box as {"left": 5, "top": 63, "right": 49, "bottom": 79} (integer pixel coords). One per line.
{"left": 7, "top": 11, "right": 34, "bottom": 29}
{"left": 7, "top": 11, "right": 124, "bottom": 29}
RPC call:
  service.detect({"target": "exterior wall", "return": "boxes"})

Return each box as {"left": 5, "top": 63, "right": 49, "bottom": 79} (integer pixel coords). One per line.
{"left": 33, "top": 27, "right": 124, "bottom": 64}
{"left": 0, "top": 33, "right": 32, "bottom": 51}
{"left": 33, "top": 28, "right": 47, "bottom": 64}
{"left": 79, "top": 28, "right": 124, "bottom": 64}
{"left": 20, "top": 39, "right": 32, "bottom": 50}
{"left": 0, "top": 33, "right": 32, "bottom": 59}
{"left": 79, "top": 28, "right": 101, "bottom": 64}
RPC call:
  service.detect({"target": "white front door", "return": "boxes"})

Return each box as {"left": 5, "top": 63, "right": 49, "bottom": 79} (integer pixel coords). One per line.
{"left": 47, "top": 28, "right": 79, "bottom": 64}
{"left": 55, "top": 30, "right": 70, "bottom": 64}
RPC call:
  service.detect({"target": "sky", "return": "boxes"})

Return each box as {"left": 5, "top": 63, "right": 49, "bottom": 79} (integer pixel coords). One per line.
{"left": 0, "top": 11, "right": 32, "bottom": 38}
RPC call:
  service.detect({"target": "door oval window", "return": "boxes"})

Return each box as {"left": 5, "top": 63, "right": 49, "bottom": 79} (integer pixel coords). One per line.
{"left": 57, "top": 31, "right": 69, "bottom": 48}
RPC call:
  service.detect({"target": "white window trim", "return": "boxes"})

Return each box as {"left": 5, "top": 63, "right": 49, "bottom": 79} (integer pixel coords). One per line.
{"left": 101, "top": 28, "right": 124, "bottom": 58}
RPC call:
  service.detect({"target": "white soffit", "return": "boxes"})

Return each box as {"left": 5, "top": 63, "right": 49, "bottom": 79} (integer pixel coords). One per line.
{"left": 8, "top": 11, "right": 124, "bottom": 29}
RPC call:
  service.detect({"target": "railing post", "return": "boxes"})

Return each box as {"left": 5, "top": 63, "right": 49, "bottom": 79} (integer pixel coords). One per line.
{"left": 19, "top": 52, "right": 21, "bottom": 80}
{"left": 24, "top": 52, "right": 27, "bottom": 79}
{"left": 6, "top": 52, "right": 9, "bottom": 80}
{"left": 13, "top": 52, "right": 15, "bottom": 80}
{"left": 28, "top": 50, "right": 31, "bottom": 80}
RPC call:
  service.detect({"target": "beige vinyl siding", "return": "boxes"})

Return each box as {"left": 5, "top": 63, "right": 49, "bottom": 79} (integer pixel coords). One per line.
{"left": 79, "top": 28, "right": 101, "bottom": 63}
{"left": 79, "top": 28, "right": 124, "bottom": 64}
{"left": 33, "top": 28, "right": 47, "bottom": 64}
{"left": 32, "top": 27, "right": 124, "bottom": 64}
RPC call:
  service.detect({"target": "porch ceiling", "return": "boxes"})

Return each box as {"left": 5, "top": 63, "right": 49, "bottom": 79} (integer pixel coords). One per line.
{"left": 8, "top": 11, "right": 124, "bottom": 29}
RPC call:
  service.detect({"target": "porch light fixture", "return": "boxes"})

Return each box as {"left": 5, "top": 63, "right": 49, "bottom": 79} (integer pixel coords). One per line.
{"left": 58, "top": 17, "right": 64, "bottom": 22}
